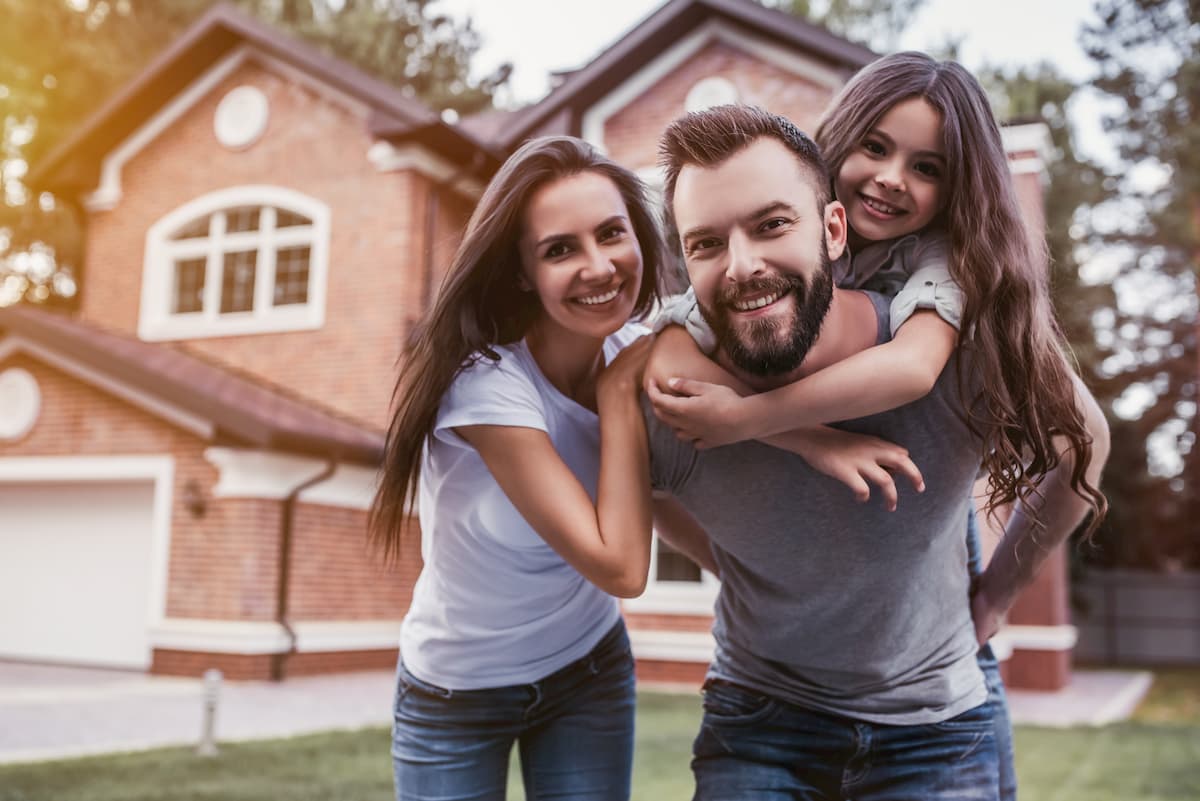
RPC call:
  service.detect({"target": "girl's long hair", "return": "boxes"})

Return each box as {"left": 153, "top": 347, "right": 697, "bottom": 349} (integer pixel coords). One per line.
{"left": 369, "top": 136, "right": 665, "bottom": 562}
{"left": 816, "top": 52, "right": 1106, "bottom": 535}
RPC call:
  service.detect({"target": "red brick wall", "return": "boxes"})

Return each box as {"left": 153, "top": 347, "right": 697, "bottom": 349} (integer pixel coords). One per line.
{"left": 78, "top": 58, "right": 472, "bottom": 429}
{"left": 603, "top": 40, "right": 838, "bottom": 170}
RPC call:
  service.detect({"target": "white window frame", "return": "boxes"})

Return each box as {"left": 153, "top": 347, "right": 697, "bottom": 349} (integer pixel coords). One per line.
{"left": 623, "top": 532, "right": 720, "bottom": 615}
{"left": 139, "top": 185, "right": 331, "bottom": 341}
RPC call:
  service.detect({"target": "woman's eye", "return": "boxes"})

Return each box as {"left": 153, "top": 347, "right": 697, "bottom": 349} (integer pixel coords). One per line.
{"left": 599, "top": 225, "right": 626, "bottom": 242}
{"left": 543, "top": 242, "right": 569, "bottom": 259}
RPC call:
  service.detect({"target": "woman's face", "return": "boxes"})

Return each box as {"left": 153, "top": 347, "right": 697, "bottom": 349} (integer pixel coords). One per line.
{"left": 519, "top": 171, "right": 644, "bottom": 342}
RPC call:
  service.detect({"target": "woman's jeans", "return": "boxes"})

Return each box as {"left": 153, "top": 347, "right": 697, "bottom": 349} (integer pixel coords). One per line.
{"left": 391, "top": 620, "right": 636, "bottom": 801}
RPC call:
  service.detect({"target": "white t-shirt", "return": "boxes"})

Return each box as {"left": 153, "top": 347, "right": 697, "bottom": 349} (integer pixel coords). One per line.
{"left": 399, "top": 323, "right": 645, "bottom": 690}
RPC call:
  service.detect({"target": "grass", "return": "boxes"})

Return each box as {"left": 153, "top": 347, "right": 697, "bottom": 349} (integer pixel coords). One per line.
{"left": 1, "top": 671, "right": 1197, "bottom": 801}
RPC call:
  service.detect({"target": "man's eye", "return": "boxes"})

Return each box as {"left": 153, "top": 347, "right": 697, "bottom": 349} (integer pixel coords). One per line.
{"left": 759, "top": 218, "right": 790, "bottom": 233}
{"left": 686, "top": 238, "right": 720, "bottom": 255}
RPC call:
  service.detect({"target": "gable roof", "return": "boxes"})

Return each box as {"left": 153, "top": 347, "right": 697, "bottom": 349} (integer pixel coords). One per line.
{"left": 0, "top": 304, "right": 384, "bottom": 465}
{"left": 30, "top": 3, "right": 501, "bottom": 194}
{"left": 489, "top": 0, "right": 877, "bottom": 149}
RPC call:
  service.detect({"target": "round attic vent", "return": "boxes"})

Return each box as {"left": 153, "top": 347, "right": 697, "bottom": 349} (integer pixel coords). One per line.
{"left": 0, "top": 367, "right": 41, "bottom": 441}
{"left": 214, "top": 86, "right": 270, "bottom": 150}
{"left": 685, "top": 77, "right": 740, "bottom": 112}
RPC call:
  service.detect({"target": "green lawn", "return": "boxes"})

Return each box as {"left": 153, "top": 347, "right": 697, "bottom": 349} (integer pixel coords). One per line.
{"left": 2, "top": 672, "right": 1197, "bottom": 801}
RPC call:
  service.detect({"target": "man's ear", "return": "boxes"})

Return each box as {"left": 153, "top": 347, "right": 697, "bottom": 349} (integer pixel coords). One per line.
{"left": 823, "top": 200, "right": 848, "bottom": 261}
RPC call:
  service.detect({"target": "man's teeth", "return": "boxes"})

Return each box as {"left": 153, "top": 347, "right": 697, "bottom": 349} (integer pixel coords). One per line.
{"left": 734, "top": 292, "right": 781, "bottom": 311}
{"left": 578, "top": 287, "right": 620, "bottom": 305}
{"left": 862, "top": 195, "right": 903, "bottom": 215}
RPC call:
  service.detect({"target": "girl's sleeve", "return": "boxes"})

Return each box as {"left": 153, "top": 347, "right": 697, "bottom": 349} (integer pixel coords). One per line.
{"left": 433, "top": 354, "right": 547, "bottom": 447}
{"left": 648, "top": 286, "right": 718, "bottom": 354}
{"left": 888, "top": 234, "right": 965, "bottom": 337}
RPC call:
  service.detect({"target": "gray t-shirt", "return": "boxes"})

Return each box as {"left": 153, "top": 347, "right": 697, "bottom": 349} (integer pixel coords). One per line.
{"left": 646, "top": 293, "right": 987, "bottom": 725}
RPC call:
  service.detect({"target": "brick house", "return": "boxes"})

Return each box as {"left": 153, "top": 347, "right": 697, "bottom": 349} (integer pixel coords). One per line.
{"left": 0, "top": 0, "right": 1072, "bottom": 687}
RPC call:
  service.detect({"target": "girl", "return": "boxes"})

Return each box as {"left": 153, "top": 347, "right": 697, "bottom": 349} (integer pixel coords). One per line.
{"left": 648, "top": 53, "right": 1108, "bottom": 801}
{"left": 370, "top": 136, "right": 665, "bottom": 801}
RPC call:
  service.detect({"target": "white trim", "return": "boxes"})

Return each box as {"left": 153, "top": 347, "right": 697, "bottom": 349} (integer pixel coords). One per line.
{"left": 582, "top": 18, "right": 845, "bottom": 152}
{"left": 629, "top": 629, "right": 715, "bottom": 663}
{"left": 148, "top": 617, "right": 401, "bottom": 654}
{"left": 1001, "top": 122, "right": 1053, "bottom": 161}
{"left": 366, "top": 142, "right": 485, "bottom": 198}
{"left": 0, "top": 335, "right": 215, "bottom": 439}
{"left": 139, "top": 185, "right": 331, "bottom": 341}
{"left": 298, "top": 464, "right": 379, "bottom": 510}
{"left": 0, "top": 455, "right": 176, "bottom": 659}
{"left": 83, "top": 46, "right": 371, "bottom": 212}
{"left": 203, "top": 447, "right": 374, "bottom": 509}
{"left": 992, "top": 623, "right": 1078, "bottom": 653}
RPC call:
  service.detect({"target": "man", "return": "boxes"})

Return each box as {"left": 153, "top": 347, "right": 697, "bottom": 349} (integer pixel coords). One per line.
{"left": 643, "top": 105, "right": 1108, "bottom": 800}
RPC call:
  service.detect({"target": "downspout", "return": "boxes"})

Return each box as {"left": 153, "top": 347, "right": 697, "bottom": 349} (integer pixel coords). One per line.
{"left": 421, "top": 151, "right": 488, "bottom": 310}
{"left": 270, "top": 459, "right": 337, "bottom": 681}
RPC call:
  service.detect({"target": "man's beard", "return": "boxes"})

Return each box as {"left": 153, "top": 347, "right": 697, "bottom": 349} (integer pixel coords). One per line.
{"left": 697, "top": 245, "right": 834, "bottom": 377}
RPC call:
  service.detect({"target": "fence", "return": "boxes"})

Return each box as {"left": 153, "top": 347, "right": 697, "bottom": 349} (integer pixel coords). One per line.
{"left": 1073, "top": 569, "right": 1200, "bottom": 666}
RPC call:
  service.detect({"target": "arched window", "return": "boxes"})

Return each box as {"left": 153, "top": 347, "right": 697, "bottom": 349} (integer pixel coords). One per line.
{"left": 139, "top": 186, "right": 331, "bottom": 341}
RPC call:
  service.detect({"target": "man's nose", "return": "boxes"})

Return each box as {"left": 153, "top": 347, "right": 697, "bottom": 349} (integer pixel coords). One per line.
{"left": 725, "top": 231, "right": 763, "bottom": 284}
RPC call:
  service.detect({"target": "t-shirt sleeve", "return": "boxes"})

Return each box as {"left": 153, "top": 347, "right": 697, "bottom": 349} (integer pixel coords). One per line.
{"left": 642, "top": 396, "right": 698, "bottom": 495}
{"left": 433, "top": 353, "right": 547, "bottom": 447}
{"left": 647, "top": 287, "right": 718, "bottom": 354}
{"left": 889, "top": 235, "right": 965, "bottom": 337}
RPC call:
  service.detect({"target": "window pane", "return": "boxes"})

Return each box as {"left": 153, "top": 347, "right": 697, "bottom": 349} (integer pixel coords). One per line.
{"left": 224, "top": 206, "right": 261, "bottom": 233}
{"left": 656, "top": 538, "right": 702, "bottom": 583}
{"left": 171, "top": 257, "right": 206, "bottom": 314}
{"left": 220, "top": 250, "right": 257, "bottom": 313}
{"left": 273, "top": 245, "right": 310, "bottom": 306}
{"left": 172, "top": 216, "right": 210, "bottom": 240}
{"left": 274, "top": 208, "right": 311, "bottom": 228}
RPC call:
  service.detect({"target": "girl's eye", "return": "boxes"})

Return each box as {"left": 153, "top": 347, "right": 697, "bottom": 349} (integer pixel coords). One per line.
{"left": 862, "top": 140, "right": 885, "bottom": 156}
{"left": 914, "top": 161, "right": 942, "bottom": 179}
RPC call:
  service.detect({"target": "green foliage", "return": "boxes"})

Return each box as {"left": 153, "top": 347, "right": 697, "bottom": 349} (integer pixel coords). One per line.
{"left": 764, "top": 0, "right": 927, "bottom": 51}
{"left": 1077, "top": 0, "right": 1199, "bottom": 567}
{"left": 0, "top": 0, "right": 509, "bottom": 307}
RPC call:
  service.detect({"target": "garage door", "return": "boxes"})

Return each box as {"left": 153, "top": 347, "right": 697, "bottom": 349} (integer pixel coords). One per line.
{"left": 0, "top": 480, "right": 157, "bottom": 669}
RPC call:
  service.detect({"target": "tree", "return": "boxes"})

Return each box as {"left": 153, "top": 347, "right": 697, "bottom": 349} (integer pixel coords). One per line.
{"left": 764, "top": 0, "right": 927, "bottom": 51}
{"left": 1075, "top": 0, "right": 1199, "bottom": 568}
{"left": 0, "top": 0, "right": 509, "bottom": 307}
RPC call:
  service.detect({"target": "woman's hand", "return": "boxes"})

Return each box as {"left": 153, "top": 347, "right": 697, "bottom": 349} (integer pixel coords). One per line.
{"left": 648, "top": 378, "right": 753, "bottom": 448}
{"left": 597, "top": 335, "right": 654, "bottom": 404}
{"left": 764, "top": 426, "right": 925, "bottom": 512}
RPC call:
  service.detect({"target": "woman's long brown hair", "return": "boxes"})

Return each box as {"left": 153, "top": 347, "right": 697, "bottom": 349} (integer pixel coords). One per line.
{"left": 816, "top": 52, "right": 1107, "bottom": 535}
{"left": 368, "top": 136, "right": 665, "bottom": 562}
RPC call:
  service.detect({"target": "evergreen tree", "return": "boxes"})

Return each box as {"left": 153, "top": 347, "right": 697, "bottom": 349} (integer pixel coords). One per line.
{"left": 764, "top": 0, "right": 927, "bottom": 51}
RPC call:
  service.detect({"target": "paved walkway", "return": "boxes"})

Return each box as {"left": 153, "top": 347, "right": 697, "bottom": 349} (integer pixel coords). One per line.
{"left": 0, "top": 662, "right": 1155, "bottom": 765}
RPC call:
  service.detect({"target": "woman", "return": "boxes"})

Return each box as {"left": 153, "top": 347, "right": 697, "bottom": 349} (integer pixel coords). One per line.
{"left": 370, "top": 135, "right": 673, "bottom": 801}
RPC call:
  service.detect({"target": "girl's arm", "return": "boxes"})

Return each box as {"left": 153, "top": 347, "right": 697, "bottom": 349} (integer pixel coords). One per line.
{"left": 646, "top": 325, "right": 925, "bottom": 509}
{"left": 455, "top": 337, "right": 654, "bottom": 598}
{"left": 654, "top": 310, "right": 956, "bottom": 447}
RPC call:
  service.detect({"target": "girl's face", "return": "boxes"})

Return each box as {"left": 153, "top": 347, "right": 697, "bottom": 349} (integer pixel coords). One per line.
{"left": 519, "top": 171, "right": 643, "bottom": 342}
{"left": 835, "top": 97, "right": 947, "bottom": 248}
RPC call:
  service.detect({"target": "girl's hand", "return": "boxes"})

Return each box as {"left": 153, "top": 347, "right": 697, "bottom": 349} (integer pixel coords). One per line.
{"left": 597, "top": 335, "right": 654, "bottom": 403}
{"left": 648, "top": 378, "right": 753, "bottom": 448}
{"left": 765, "top": 426, "right": 925, "bottom": 512}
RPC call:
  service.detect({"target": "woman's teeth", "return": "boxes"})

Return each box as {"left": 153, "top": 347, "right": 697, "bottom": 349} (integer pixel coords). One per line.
{"left": 577, "top": 287, "right": 621, "bottom": 305}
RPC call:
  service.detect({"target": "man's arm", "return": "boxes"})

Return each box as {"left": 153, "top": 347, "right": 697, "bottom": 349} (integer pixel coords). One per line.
{"left": 971, "top": 373, "right": 1111, "bottom": 643}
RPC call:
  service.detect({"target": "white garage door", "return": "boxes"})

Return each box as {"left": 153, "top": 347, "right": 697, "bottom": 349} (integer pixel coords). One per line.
{"left": 0, "top": 480, "right": 157, "bottom": 669}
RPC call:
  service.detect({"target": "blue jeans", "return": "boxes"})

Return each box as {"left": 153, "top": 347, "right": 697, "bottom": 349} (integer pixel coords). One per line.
{"left": 391, "top": 620, "right": 636, "bottom": 801}
{"left": 968, "top": 508, "right": 1017, "bottom": 801}
{"left": 691, "top": 680, "right": 1000, "bottom": 800}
